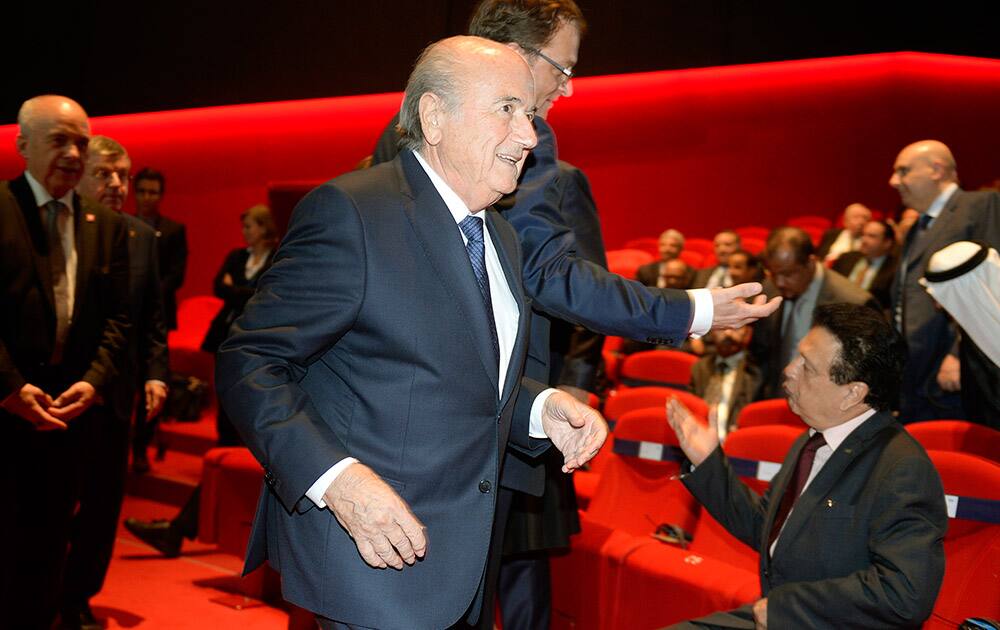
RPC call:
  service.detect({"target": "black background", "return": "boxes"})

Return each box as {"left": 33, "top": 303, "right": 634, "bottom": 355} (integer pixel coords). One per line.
{"left": 6, "top": 0, "right": 998, "bottom": 123}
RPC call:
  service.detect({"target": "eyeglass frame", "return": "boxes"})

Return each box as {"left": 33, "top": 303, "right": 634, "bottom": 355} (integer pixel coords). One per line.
{"left": 527, "top": 48, "right": 574, "bottom": 82}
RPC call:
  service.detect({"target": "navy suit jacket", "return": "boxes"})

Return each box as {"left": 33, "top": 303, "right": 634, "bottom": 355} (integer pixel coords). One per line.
{"left": 216, "top": 150, "right": 546, "bottom": 629}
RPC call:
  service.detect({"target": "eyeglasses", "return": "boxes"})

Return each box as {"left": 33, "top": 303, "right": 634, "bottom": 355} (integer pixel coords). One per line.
{"left": 529, "top": 48, "right": 574, "bottom": 82}
{"left": 92, "top": 168, "right": 131, "bottom": 184}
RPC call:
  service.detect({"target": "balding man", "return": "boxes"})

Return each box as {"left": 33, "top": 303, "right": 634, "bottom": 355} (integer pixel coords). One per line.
{"left": 816, "top": 202, "right": 871, "bottom": 262}
{"left": 217, "top": 37, "right": 607, "bottom": 630}
{"left": 0, "top": 96, "right": 130, "bottom": 629}
{"left": 888, "top": 140, "right": 1000, "bottom": 422}
{"left": 636, "top": 228, "right": 685, "bottom": 286}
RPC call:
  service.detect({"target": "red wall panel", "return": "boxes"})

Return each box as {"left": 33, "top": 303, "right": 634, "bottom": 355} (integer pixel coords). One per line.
{"left": 2, "top": 52, "right": 997, "bottom": 299}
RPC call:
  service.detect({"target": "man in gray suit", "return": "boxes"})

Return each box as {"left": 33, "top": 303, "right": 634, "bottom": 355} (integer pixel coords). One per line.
{"left": 66, "top": 136, "right": 169, "bottom": 628}
{"left": 888, "top": 139, "right": 1000, "bottom": 422}
{"left": 751, "top": 227, "right": 879, "bottom": 399}
{"left": 217, "top": 37, "right": 607, "bottom": 630}
{"left": 667, "top": 303, "right": 946, "bottom": 628}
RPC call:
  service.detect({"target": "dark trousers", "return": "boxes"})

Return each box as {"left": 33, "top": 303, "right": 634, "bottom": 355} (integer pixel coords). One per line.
{"left": 1, "top": 407, "right": 100, "bottom": 629}
{"left": 132, "top": 394, "right": 156, "bottom": 456}
{"left": 62, "top": 409, "right": 130, "bottom": 609}
{"left": 498, "top": 551, "right": 551, "bottom": 630}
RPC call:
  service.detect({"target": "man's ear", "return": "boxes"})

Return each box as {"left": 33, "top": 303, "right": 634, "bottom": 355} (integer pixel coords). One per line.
{"left": 15, "top": 133, "right": 28, "bottom": 159}
{"left": 840, "top": 381, "right": 869, "bottom": 411}
{"left": 418, "top": 92, "right": 444, "bottom": 146}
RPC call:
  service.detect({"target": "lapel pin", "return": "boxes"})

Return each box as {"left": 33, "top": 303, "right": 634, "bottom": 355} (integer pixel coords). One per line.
{"left": 826, "top": 498, "right": 835, "bottom": 508}
{"left": 85, "top": 213, "right": 96, "bottom": 222}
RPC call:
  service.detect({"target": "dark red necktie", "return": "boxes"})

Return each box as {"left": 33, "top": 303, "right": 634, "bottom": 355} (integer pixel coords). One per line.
{"left": 768, "top": 431, "right": 826, "bottom": 547}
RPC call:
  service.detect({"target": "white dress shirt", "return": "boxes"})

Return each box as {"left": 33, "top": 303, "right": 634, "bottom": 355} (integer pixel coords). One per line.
{"left": 26, "top": 171, "right": 77, "bottom": 316}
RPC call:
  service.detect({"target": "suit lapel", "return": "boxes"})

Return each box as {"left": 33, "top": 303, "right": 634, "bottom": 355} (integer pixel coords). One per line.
{"left": 9, "top": 176, "right": 57, "bottom": 314}
{"left": 396, "top": 151, "right": 501, "bottom": 393}
{"left": 73, "top": 195, "right": 98, "bottom": 325}
{"left": 485, "top": 210, "right": 526, "bottom": 408}
{"left": 906, "top": 191, "right": 962, "bottom": 271}
{"left": 771, "top": 412, "right": 894, "bottom": 556}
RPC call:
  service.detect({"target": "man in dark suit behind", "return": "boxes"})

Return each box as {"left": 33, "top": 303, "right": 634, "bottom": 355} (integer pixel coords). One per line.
{"left": 689, "top": 325, "right": 761, "bottom": 440}
{"left": 62, "top": 135, "right": 169, "bottom": 629}
{"left": 751, "top": 227, "right": 879, "bottom": 400}
{"left": 831, "top": 219, "right": 898, "bottom": 312}
{"left": 667, "top": 303, "right": 946, "bottom": 628}
{"left": 0, "top": 95, "right": 130, "bottom": 629}
{"left": 216, "top": 37, "right": 607, "bottom": 630}
{"left": 888, "top": 139, "right": 1000, "bottom": 422}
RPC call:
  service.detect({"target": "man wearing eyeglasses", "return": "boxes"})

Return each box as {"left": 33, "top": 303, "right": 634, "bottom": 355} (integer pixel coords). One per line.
{"left": 62, "top": 136, "right": 169, "bottom": 629}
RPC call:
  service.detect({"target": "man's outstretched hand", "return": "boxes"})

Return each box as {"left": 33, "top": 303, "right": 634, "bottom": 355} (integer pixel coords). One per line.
{"left": 541, "top": 390, "right": 608, "bottom": 473}
{"left": 323, "top": 463, "right": 427, "bottom": 570}
{"left": 710, "top": 282, "right": 782, "bottom": 330}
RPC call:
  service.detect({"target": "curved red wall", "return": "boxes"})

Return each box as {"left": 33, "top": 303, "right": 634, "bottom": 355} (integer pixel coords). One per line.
{"left": 2, "top": 52, "right": 997, "bottom": 299}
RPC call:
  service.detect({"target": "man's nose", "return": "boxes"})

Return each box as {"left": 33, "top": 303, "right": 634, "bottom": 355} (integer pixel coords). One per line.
{"left": 889, "top": 172, "right": 900, "bottom": 188}
{"left": 515, "top": 114, "right": 537, "bottom": 150}
{"left": 560, "top": 78, "right": 574, "bottom": 97}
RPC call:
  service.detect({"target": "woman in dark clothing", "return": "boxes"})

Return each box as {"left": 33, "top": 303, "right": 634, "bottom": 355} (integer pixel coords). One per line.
{"left": 201, "top": 204, "right": 278, "bottom": 445}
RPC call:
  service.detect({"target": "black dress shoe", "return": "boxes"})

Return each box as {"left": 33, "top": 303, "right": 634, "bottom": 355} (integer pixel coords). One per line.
{"left": 59, "top": 601, "right": 101, "bottom": 630}
{"left": 124, "top": 517, "right": 182, "bottom": 557}
{"left": 78, "top": 602, "right": 102, "bottom": 630}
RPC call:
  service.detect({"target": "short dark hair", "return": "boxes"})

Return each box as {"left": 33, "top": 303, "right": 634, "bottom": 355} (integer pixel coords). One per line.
{"left": 134, "top": 167, "right": 166, "bottom": 194}
{"left": 469, "top": 0, "right": 586, "bottom": 52}
{"left": 812, "top": 303, "right": 904, "bottom": 412}
{"left": 766, "top": 226, "right": 814, "bottom": 266}
{"left": 729, "top": 249, "right": 763, "bottom": 279}
{"left": 870, "top": 219, "right": 896, "bottom": 245}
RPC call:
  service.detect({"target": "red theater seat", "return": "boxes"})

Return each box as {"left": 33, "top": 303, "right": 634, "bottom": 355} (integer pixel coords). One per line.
{"left": 605, "top": 387, "right": 708, "bottom": 424}
{"left": 684, "top": 237, "right": 716, "bottom": 260}
{"left": 622, "top": 237, "right": 660, "bottom": 258}
{"left": 741, "top": 237, "right": 766, "bottom": 255}
{"left": 619, "top": 349, "right": 699, "bottom": 390}
{"left": 552, "top": 411, "right": 700, "bottom": 630}
{"left": 678, "top": 250, "right": 705, "bottom": 268}
{"left": 607, "top": 248, "right": 655, "bottom": 278}
{"left": 906, "top": 420, "right": 1000, "bottom": 465}
{"left": 198, "top": 447, "right": 264, "bottom": 557}
{"left": 786, "top": 215, "right": 833, "bottom": 231}
{"left": 735, "top": 226, "right": 770, "bottom": 241}
{"left": 924, "top": 451, "right": 1000, "bottom": 627}
{"left": 734, "top": 398, "right": 804, "bottom": 429}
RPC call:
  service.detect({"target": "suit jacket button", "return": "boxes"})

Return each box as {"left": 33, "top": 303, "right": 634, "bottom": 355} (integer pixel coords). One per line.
{"left": 478, "top": 479, "right": 492, "bottom": 494}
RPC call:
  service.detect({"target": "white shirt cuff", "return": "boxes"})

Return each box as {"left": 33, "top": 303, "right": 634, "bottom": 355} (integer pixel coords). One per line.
{"left": 686, "top": 289, "right": 714, "bottom": 338}
{"left": 305, "top": 457, "right": 359, "bottom": 508}
{"left": 529, "top": 388, "right": 559, "bottom": 438}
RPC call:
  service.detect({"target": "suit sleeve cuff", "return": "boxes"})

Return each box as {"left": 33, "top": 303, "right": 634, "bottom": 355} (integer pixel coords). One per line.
{"left": 686, "top": 288, "right": 714, "bottom": 338}
{"left": 305, "top": 457, "right": 359, "bottom": 508}
{"left": 529, "top": 388, "right": 559, "bottom": 438}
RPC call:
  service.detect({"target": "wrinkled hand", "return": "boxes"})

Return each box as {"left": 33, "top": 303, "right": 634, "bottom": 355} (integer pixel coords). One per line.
{"left": 49, "top": 381, "right": 97, "bottom": 422}
{"left": 710, "top": 283, "right": 782, "bottom": 330}
{"left": 541, "top": 390, "right": 608, "bottom": 473}
{"left": 936, "top": 354, "right": 961, "bottom": 392}
{"left": 1, "top": 383, "right": 65, "bottom": 430}
{"left": 324, "top": 463, "right": 427, "bottom": 570}
{"left": 666, "top": 397, "right": 717, "bottom": 467}
{"left": 145, "top": 380, "right": 168, "bottom": 418}
{"left": 753, "top": 597, "right": 768, "bottom": 629}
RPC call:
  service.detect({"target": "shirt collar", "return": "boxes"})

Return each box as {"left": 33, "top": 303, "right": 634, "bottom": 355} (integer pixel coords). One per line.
{"left": 25, "top": 171, "right": 75, "bottom": 212}
{"left": 796, "top": 261, "right": 825, "bottom": 304}
{"left": 716, "top": 350, "right": 745, "bottom": 372}
{"left": 812, "top": 407, "right": 876, "bottom": 453}
{"left": 412, "top": 150, "right": 480, "bottom": 224}
{"left": 925, "top": 182, "right": 958, "bottom": 220}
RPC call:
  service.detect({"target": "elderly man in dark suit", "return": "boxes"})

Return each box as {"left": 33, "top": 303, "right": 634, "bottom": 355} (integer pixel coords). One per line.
{"left": 0, "top": 95, "right": 130, "bottom": 630}
{"left": 217, "top": 37, "right": 608, "bottom": 630}
{"left": 888, "top": 139, "right": 1000, "bottom": 422}
{"left": 62, "top": 135, "right": 169, "bottom": 629}
{"left": 751, "top": 227, "right": 879, "bottom": 399}
{"left": 667, "top": 303, "right": 946, "bottom": 629}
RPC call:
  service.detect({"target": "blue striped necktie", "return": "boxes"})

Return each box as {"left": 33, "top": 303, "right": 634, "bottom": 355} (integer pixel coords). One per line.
{"left": 458, "top": 214, "right": 500, "bottom": 367}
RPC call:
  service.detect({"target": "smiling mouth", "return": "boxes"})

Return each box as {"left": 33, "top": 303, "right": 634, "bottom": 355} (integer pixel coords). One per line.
{"left": 496, "top": 152, "right": 520, "bottom": 166}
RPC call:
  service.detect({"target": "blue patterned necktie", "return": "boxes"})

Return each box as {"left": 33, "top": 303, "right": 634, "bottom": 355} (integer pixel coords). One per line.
{"left": 458, "top": 214, "right": 500, "bottom": 367}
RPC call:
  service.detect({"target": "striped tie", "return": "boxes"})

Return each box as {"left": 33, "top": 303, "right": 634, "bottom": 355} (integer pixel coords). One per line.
{"left": 458, "top": 214, "right": 500, "bottom": 367}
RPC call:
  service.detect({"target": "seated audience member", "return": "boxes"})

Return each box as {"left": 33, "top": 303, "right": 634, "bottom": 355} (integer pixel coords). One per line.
{"left": 689, "top": 325, "right": 760, "bottom": 442}
{"left": 726, "top": 249, "right": 763, "bottom": 285}
{"left": 125, "top": 205, "right": 278, "bottom": 557}
{"left": 635, "top": 228, "right": 684, "bottom": 286}
{"left": 665, "top": 303, "right": 946, "bottom": 629}
{"left": 889, "top": 207, "right": 920, "bottom": 245}
{"left": 816, "top": 202, "right": 871, "bottom": 262}
{"left": 625, "top": 259, "right": 695, "bottom": 355}
{"left": 751, "top": 227, "right": 878, "bottom": 399}
{"left": 694, "top": 229, "right": 741, "bottom": 288}
{"left": 831, "top": 219, "right": 898, "bottom": 311}
{"left": 922, "top": 241, "right": 1000, "bottom": 429}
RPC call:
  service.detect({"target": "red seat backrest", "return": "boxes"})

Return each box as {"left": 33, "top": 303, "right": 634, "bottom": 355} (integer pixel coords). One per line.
{"left": 604, "top": 387, "right": 708, "bottom": 423}
{"left": 907, "top": 420, "right": 1000, "bottom": 465}
{"left": 786, "top": 215, "right": 833, "bottom": 231}
{"left": 622, "top": 237, "right": 660, "bottom": 258}
{"left": 607, "top": 248, "right": 655, "bottom": 278}
{"left": 735, "top": 398, "right": 805, "bottom": 430}
{"left": 619, "top": 350, "right": 699, "bottom": 390}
